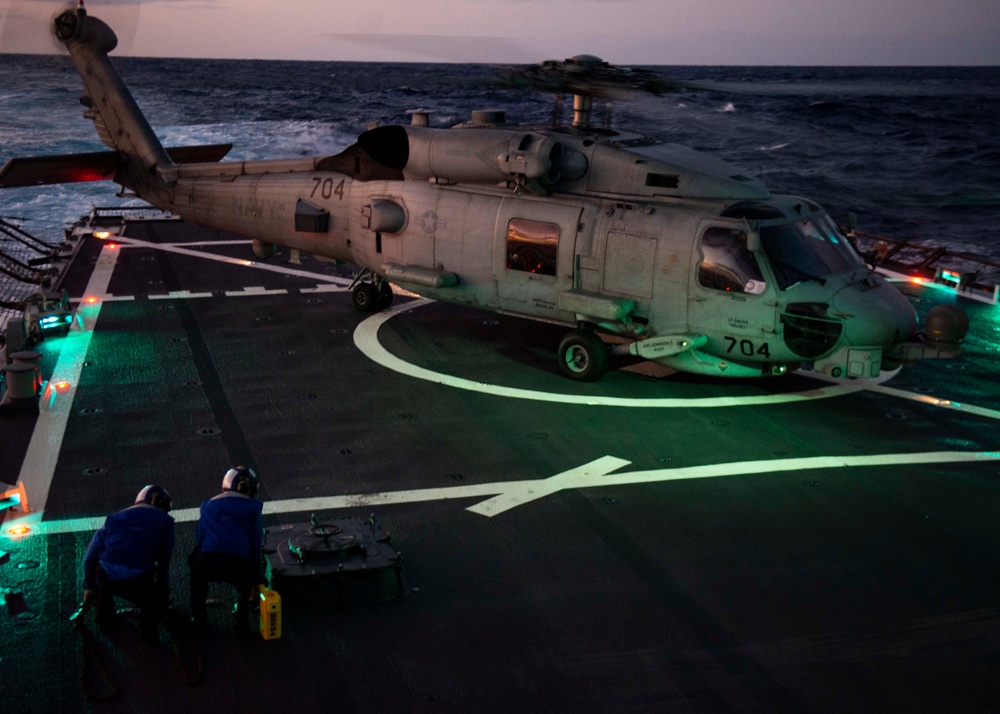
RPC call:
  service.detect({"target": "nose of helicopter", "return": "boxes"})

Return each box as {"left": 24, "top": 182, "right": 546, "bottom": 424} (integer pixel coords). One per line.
{"left": 831, "top": 278, "right": 917, "bottom": 349}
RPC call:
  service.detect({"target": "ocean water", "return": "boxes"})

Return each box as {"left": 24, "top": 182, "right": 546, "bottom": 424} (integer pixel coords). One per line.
{"left": 2, "top": 56, "right": 999, "bottom": 265}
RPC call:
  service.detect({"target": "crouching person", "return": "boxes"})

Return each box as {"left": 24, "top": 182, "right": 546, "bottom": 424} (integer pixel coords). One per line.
{"left": 189, "top": 466, "right": 264, "bottom": 636}
{"left": 82, "top": 485, "right": 175, "bottom": 644}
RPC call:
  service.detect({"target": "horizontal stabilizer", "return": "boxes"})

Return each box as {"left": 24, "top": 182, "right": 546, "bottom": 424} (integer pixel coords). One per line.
{"left": 0, "top": 144, "right": 233, "bottom": 188}
{"left": 0, "top": 150, "right": 118, "bottom": 188}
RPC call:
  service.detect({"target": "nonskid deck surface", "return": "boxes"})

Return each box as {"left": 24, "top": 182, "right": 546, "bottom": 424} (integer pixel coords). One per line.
{"left": 2, "top": 219, "right": 999, "bottom": 713}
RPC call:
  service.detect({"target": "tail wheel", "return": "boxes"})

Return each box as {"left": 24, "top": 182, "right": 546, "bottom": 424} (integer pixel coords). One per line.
{"left": 351, "top": 283, "right": 378, "bottom": 312}
{"left": 558, "top": 329, "right": 608, "bottom": 381}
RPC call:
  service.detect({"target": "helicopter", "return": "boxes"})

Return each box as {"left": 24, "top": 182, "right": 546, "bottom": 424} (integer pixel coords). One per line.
{"left": 0, "top": 3, "right": 970, "bottom": 381}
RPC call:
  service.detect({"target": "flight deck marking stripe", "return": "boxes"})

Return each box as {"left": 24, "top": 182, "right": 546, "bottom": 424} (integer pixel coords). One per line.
{"left": 98, "top": 290, "right": 343, "bottom": 302}
{"left": 16, "top": 244, "right": 119, "bottom": 514}
{"left": 111, "top": 235, "right": 353, "bottom": 285}
{"left": 224, "top": 288, "right": 289, "bottom": 296}
{"left": 30, "top": 450, "right": 1000, "bottom": 533}
{"left": 148, "top": 291, "right": 214, "bottom": 300}
{"left": 354, "top": 300, "right": 872, "bottom": 407}
{"left": 157, "top": 240, "right": 250, "bottom": 246}
{"left": 301, "top": 284, "right": 351, "bottom": 294}
{"left": 864, "top": 385, "right": 1000, "bottom": 422}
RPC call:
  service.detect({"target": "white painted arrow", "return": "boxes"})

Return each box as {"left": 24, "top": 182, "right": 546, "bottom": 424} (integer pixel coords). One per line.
{"left": 466, "top": 456, "right": 631, "bottom": 516}
{"left": 466, "top": 450, "right": 1000, "bottom": 515}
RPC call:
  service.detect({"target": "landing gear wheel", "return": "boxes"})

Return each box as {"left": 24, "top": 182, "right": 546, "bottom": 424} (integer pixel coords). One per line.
{"left": 558, "top": 329, "right": 608, "bottom": 381}
{"left": 376, "top": 281, "right": 394, "bottom": 310}
{"left": 351, "top": 283, "right": 378, "bottom": 312}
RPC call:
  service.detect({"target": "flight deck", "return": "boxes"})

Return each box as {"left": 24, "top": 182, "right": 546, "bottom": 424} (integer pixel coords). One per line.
{"left": 2, "top": 214, "right": 999, "bottom": 713}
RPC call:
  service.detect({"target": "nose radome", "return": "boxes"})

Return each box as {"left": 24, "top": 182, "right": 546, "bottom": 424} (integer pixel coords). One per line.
{"left": 832, "top": 281, "right": 917, "bottom": 348}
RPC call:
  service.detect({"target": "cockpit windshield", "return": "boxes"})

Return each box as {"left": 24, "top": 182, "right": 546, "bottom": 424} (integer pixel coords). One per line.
{"left": 758, "top": 213, "right": 864, "bottom": 290}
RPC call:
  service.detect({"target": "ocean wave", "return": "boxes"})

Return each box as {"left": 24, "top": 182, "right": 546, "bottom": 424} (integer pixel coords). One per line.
{"left": 1, "top": 58, "right": 997, "bottom": 262}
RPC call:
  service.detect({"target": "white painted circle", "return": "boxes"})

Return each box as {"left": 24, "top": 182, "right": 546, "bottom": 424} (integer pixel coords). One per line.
{"left": 353, "top": 299, "right": 887, "bottom": 408}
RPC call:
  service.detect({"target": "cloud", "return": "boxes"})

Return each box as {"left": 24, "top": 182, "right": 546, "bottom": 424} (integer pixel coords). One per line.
{"left": 324, "top": 33, "right": 542, "bottom": 63}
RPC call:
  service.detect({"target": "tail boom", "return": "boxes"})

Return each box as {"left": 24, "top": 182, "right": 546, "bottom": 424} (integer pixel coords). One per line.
{"left": 55, "top": 6, "right": 174, "bottom": 185}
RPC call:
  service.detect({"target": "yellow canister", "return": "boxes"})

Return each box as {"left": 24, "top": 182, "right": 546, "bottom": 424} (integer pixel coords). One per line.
{"left": 258, "top": 585, "right": 281, "bottom": 640}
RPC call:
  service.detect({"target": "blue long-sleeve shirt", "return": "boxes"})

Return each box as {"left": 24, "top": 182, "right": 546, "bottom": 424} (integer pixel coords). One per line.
{"left": 194, "top": 492, "right": 264, "bottom": 576}
{"left": 83, "top": 504, "right": 175, "bottom": 591}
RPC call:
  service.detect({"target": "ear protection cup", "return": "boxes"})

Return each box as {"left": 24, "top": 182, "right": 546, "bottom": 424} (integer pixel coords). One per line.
{"left": 135, "top": 484, "right": 172, "bottom": 512}
{"left": 222, "top": 466, "right": 259, "bottom": 498}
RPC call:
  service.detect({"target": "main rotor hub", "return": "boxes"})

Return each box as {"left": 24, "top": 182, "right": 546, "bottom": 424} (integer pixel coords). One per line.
{"left": 52, "top": 6, "right": 118, "bottom": 53}
{"left": 54, "top": 10, "right": 81, "bottom": 43}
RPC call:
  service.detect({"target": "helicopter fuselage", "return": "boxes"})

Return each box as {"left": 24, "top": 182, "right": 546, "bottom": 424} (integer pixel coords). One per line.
{"left": 150, "top": 132, "right": 918, "bottom": 379}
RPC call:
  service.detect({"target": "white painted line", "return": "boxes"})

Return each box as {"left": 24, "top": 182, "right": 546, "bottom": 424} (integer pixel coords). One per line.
{"left": 224, "top": 287, "right": 289, "bottom": 297}
{"left": 353, "top": 300, "right": 873, "bottom": 408}
{"left": 106, "top": 289, "right": 341, "bottom": 302}
{"left": 27, "top": 449, "right": 1000, "bottom": 534}
{"left": 865, "top": 385, "right": 1000, "bottom": 422}
{"left": 158, "top": 240, "right": 250, "bottom": 247}
{"left": 301, "top": 284, "right": 350, "bottom": 294}
{"left": 149, "top": 291, "right": 214, "bottom": 300}
{"left": 112, "top": 235, "right": 353, "bottom": 285}
{"left": 17, "top": 244, "right": 119, "bottom": 513}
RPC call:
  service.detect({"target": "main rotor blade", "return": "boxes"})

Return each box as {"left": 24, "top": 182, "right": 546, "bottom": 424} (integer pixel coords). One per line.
{"left": 324, "top": 32, "right": 544, "bottom": 64}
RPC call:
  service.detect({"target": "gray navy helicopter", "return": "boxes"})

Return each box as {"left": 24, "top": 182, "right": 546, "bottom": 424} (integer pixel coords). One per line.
{"left": 0, "top": 2, "right": 969, "bottom": 381}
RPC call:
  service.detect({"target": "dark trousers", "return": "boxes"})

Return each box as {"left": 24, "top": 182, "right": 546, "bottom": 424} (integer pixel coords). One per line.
{"left": 189, "top": 550, "right": 255, "bottom": 629}
{"left": 94, "top": 566, "right": 166, "bottom": 639}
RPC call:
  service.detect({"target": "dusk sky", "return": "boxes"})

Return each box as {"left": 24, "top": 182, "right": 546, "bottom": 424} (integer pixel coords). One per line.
{"left": 1, "top": 0, "right": 998, "bottom": 64}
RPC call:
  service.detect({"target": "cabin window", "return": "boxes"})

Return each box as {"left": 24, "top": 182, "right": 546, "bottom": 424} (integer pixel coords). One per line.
{"left": 506, "top": 218, "right": 559, "bottom": 277}
{"left": 697, "top": 227, "right": 766, "bottom": 294}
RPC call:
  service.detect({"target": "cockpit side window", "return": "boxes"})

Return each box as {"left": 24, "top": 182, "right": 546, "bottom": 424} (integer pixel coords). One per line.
{"left": 506, "top": 218, "right": 559, "bottom": 277}
{"left": 697, "top": 227, "right": 766, "bottom": 294}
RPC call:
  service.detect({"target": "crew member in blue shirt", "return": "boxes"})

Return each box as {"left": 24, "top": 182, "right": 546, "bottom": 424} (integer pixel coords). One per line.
{"left": 82, "top": 485, "right": 175, "bottom": 644}
{"left": 189, "top": 466, "right": 264, "bottom": 635}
